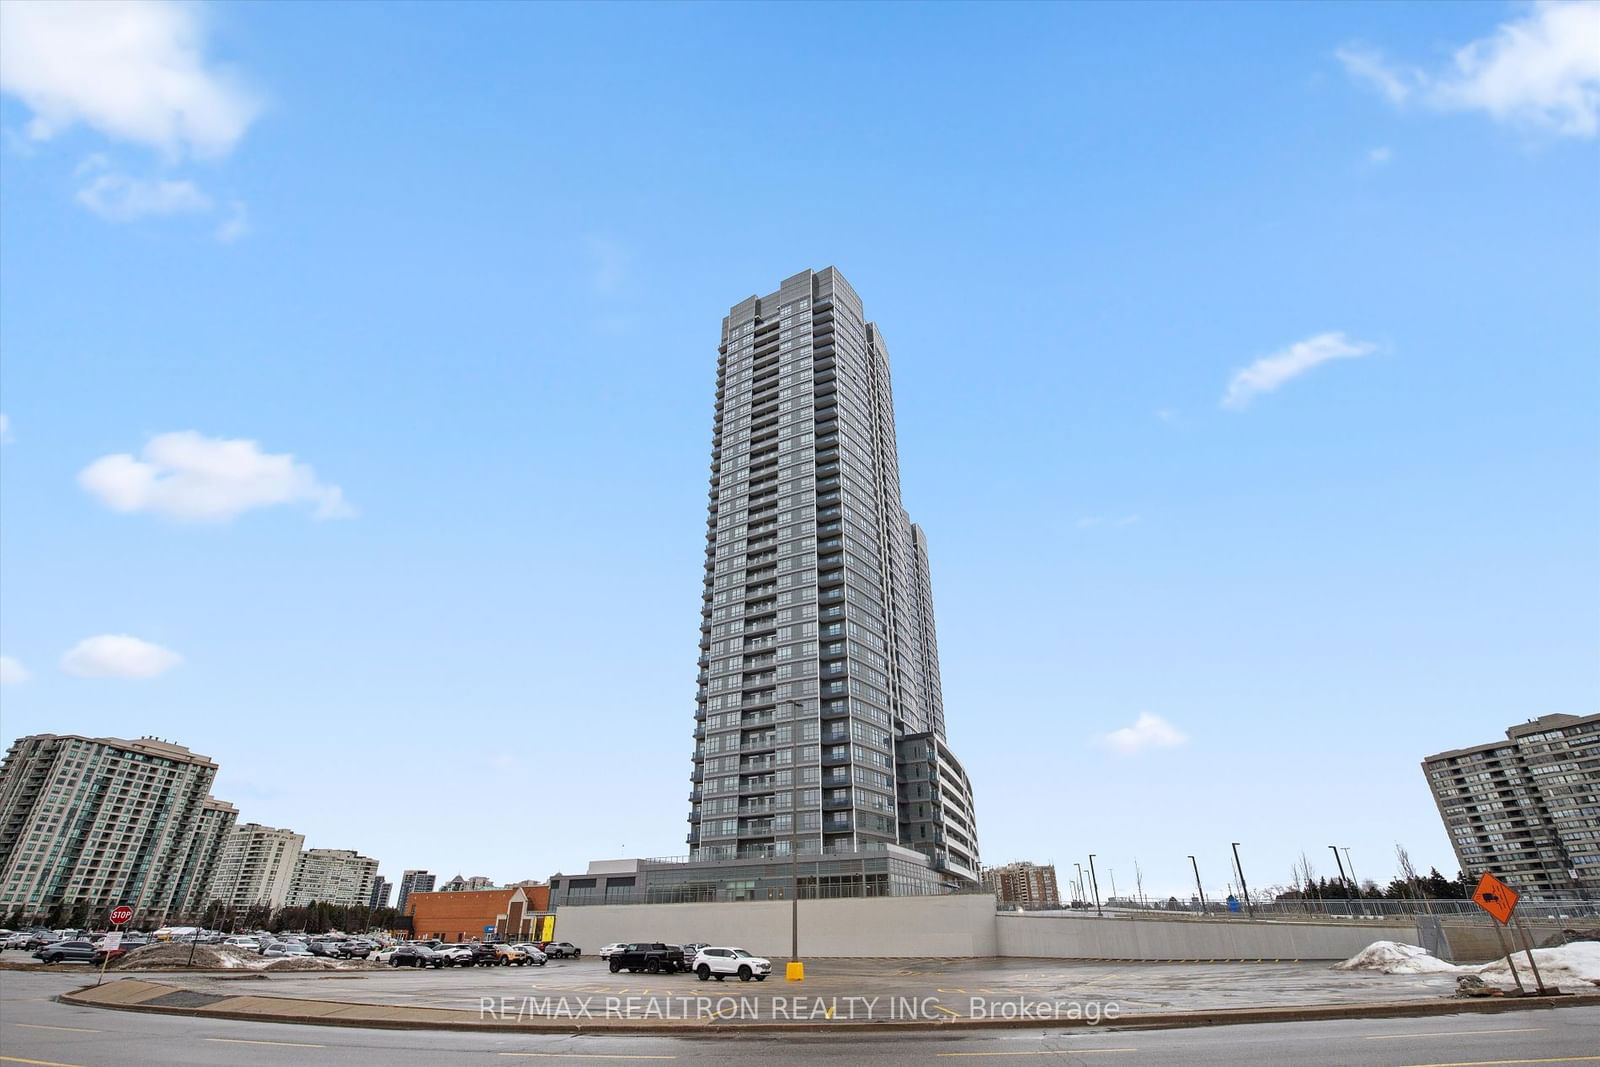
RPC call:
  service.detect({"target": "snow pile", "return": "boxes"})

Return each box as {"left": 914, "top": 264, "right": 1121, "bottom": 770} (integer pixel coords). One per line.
{"left": 1477, "top": 941, "right": 1600, "bottom": 989}
{"left": 110, "top": 943, "right": 360, "bottom": 972}
{"left": 1333, "top": 941, "right": 1462, "bottom": 975}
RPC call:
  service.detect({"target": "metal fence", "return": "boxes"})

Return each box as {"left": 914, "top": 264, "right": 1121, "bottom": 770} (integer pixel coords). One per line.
{"left": 1012, "top": 897, "right": 1600, "bottom": 923}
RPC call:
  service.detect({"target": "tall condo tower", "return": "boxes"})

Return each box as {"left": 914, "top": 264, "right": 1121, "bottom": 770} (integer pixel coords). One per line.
{"left": 687, "top": 267, "right": 979, "bottom": 888}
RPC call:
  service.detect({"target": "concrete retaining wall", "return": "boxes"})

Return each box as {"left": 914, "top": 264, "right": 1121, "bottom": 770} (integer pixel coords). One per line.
{"left": 554, "top": 894, "right": 1423, "bottom": 961}
{"left": 996, "top": 911, "right": 1411, "bottom": 962}
{"left": 553, "top": 893, "right": 999, "bottom": 959}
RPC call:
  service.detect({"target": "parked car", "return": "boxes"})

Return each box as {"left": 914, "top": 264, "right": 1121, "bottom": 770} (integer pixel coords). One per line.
{"left": 390, "top": 944, "right": 445, "bottom": 969}
{"left": 335, "top": 941, "right": 371, "bottom": 960}
{"left": 598, "top": 942, "right": 625, "bottom": 960}
{"left": 34, "top": 939, "right": 98, "bottom": 964}
{"left": 223, "top": 936, "right": 260, "bottom": 951}
{"left": 608, "top": 942, "right": 684, "bottom": 974}
{"left": 464, "top": 942, "right": 502, "bottom": 967}
{"left": 692, "top": 946, "right": 771, "bottom": 983}
{"left": 262, "top": 942, "right": 314, "bottom": 958}
{"left": 432, "top": 944, "right": 476, "bottom": 967}
{"left": 542, "top": 941, "right": 582, "bottom": 960}
{"left": 492, "top": 943, "right": 534, "bottom": 966}
{"left": 510, "top": 943, "right": 548, "bottom": 966}
{"left": 681, "top": 942, "right": 709, "bottom": 957}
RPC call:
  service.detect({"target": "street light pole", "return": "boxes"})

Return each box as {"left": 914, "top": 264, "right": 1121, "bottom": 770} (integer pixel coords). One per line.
{"left": 1074, "top": 863, "right": 1084, "bottom": 906}
{"left": 1087, "top": 855, "right": 1103, "bottom": 918}
{"left": 1231, "top": 842, "right": 1254, "bottom": 918}
{"left": 1188, "top": 855, "right": 1208, "bottom": 915}
{"left": 1329, "top": 844, "right": 1352, "bottom": 898}
{"left": 1341, "top": 847, "right": 1361, "bottom": 900}
{"left": 783, "top": 699, "right": 806, "bottom": 982}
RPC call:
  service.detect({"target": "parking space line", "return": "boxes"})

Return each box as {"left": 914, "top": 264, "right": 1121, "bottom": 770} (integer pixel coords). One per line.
{"left": 1366, "top": 1029, "right": 1545, "bottom": 1041}
{"left": 204, "top": 1038, "right": 327, "bottom": 1049}
{"left": 932, "top": 1003, "right": 962, "bottom": 1018}
{"left": 1, "top": 1058, "right": 89, "bottom": 1067}
{"left": 934, "top": 1051, "right": 1138, "bottom": 1058}
{"left": 499, "top": 1053, "right": 677, "bottom": 1060}
{"left": 12, "top": 1024, "right": 101, "bottom": 1033}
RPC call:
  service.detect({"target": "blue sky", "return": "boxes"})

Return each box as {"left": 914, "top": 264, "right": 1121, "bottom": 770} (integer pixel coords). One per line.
{"left": 1, "top": 1, "right": 1596, "bottom": 899}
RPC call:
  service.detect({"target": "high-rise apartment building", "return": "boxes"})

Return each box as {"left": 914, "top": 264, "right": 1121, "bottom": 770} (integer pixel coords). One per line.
{"left": 1423, "top": 712, "right": 1600, "bottom": 895}
{"left": 687, "top": 267, "right": 978, "bottom": 890}
{"left": 206, "top": 823, "right": 304, "bottom": 913}
{"left": 983, "top": 861, "right": 1062, "bottom": 910}
{"left": 396, "top": 868, "right": 435, "bottom": 914}
{"left": 171, "top": 797, "right": 239, "bottom": 920}
{"left": 370, "top": 875, "right": 392, "bottom": 909}
{"left": 0, "top": 735, "right": 228, "bottom": 925}
{"left": 286, "top": 848, "right": 380, "bottom": 908}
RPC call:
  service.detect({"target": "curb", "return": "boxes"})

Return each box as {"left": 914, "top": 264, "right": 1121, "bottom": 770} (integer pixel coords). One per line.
{"left": 56, "top": 981, "right": 1600, "bottom": 1036}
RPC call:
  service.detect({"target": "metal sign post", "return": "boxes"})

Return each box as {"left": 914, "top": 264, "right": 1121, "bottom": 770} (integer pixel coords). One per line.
{"left": 1470, "top": 872, "right": 1528, "bottom": 996}
{"left": 1488, "top": 916, "right": 1526, "bottom": 994}
{"left": 96, "top": 906, "right": 131, "bottom": 988}
{"left": 1512, "top": 914, "right": 1550, "bottom": 995}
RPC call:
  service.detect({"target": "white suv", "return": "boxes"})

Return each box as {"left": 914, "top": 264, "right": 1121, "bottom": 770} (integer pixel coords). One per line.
{"left": 692, "top": 946, "right": 771, "bottom": 982}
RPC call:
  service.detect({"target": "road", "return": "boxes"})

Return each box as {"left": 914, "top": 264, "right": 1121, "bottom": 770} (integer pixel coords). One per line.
{"left": 2, "top": 971, "right": 1597, "bottom": 1066}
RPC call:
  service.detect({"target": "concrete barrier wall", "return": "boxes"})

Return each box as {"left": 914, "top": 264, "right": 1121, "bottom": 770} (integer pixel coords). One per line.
{"left": 553, "top": 893, "right": 999, "bottom": 959}
{"left": 996, "top": 912, "right": 1412, "bottom": 961}
{"left": 554, "top": 894, "right": 1427, "bottom": 962}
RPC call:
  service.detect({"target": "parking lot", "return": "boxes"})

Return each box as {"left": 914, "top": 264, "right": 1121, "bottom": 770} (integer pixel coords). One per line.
{"left": 101, "top": 955, "right": 1466, "bottom": 1023}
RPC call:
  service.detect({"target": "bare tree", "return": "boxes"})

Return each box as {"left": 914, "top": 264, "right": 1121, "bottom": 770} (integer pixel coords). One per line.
{"left": 1291, "top": 851, "right": 1319, "bottom": 911}
{"left": 1395, "top": 843, "right": 1432, "bottom": 915}
{"left": 1134, "top": 860, "right": 1146, "bottom": 908}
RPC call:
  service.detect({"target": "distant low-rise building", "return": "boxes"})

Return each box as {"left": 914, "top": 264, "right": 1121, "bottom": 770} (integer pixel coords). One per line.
{"left": 1423, "top": 713, "right": 1600, "bottom": 895}
{"left": 442, "top": 874, "right": 496, "bottom": 892}
{"left": 983, "top": 861, "right": 1061, "bottom": 910}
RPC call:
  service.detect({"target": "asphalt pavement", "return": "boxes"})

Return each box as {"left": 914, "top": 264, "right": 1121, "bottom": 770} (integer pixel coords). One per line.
{"left": 3, "top": 969, "right": 1598, "bottom": 1066}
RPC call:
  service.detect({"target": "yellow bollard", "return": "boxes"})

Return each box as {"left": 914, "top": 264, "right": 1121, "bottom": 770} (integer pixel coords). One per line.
{"left": 786, "top": 961, "right": 805, "bottom": 982}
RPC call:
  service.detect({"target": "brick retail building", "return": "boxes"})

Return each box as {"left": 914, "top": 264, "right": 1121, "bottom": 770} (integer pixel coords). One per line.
{"left": 405, "top": 883, "right": 553, "bottom": 942}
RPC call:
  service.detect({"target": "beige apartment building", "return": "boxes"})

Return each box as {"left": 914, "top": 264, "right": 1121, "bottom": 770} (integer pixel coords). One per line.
{"left": 206, "top": 823, "right": 304, "bottom": 913}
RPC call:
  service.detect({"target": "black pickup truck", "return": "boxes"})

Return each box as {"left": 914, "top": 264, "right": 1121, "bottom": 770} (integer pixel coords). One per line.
{"left": 607, "top": 942, "right": 686, "bottom": 974}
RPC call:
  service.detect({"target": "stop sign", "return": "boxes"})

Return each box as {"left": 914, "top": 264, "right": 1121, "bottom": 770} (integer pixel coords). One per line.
{"left": 108, "top": 905, "right": 133, "bottom": 926}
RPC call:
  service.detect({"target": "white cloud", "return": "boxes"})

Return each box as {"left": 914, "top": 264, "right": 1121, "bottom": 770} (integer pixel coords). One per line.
{"left": 1338, "top": 1, "right": 1600, "bottom": 138}
{"left": 1222, "top": 332, "right": 1377, "bottom": 409}
{"left": 1102, "top": 712, "right": 1188, "bottom": 755}
{"left": 79, "top": 431, "right": 354, "bottom": 522}
{"left": 1367, "top": 145, "right": 1393, "bottom": 165}
{"left": 0, "top": 0, "right": 260, "bottom": 159}
{"left": 584, "top": 236, "right": 630, "bottom": 293}
{"left": 76, "top": 169, "right": 212, "bottom": 221}
{"left": 1337, "top": 45, "right": 1417, "bottom": 105}
{"left": 0, "top": 413, "right": 11, "bottom": 443}
{"left": 0, "top": 655, "right": 31, "bottom": 684}
{"left": 60, "top": 634, "right": 181, "bottom": 679}
{"left": 215, "top": 199, "right": 249, "bottom": 243}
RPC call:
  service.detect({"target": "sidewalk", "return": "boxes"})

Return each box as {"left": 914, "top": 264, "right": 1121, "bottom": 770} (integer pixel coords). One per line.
{"left": 60, "top": 977, "right": 1600, "bottom": 1035}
